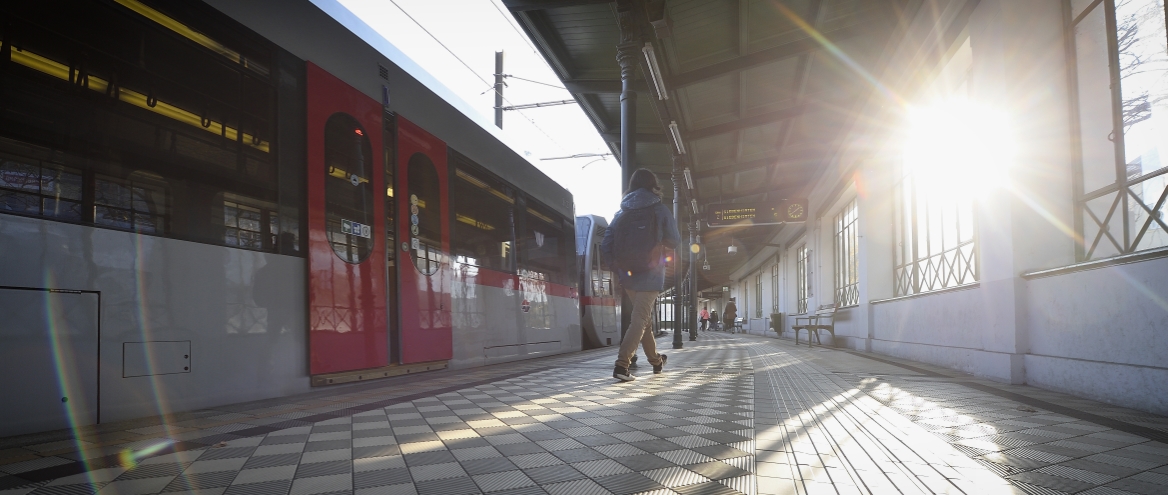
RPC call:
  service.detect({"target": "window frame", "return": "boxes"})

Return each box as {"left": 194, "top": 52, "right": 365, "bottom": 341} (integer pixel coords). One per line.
{"left": 754, "top": 273, "right": 763, "bottom": 318}
{"left": 796, "top": 244, "right": 810, "bottom": 314}
{"left": 771, "top": 258, "right": 780, "bottom": 313}
{"left": 517, "top": 197, "right": 573, "bottom": 286}
{"left": 892, "top": 35, "right": 979, "bottom": 297}
{"left": 448, "top": 156, "right": 517, "bottom": 274}
{"left": 1066, "top": 0, "right": 1168, "bottom": 260}
{"left": 833, "top": 199, "right": 859, "bottom": 306}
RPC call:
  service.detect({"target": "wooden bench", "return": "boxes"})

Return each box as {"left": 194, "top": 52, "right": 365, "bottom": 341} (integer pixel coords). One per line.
{"left": 791, "top": 304, "right": 838, "bottom": 346}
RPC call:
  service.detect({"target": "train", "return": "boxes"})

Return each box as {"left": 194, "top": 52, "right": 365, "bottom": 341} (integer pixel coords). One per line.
{"left": 575, "top": 214, "right": 621, "bottom": 348}
{"left": 0, "top": 0, "right": 582, "bottom": 437}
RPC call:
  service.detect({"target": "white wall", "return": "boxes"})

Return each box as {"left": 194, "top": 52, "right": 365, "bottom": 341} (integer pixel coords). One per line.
{"left": 721, "top": 0, "right": 1168, "bottom": 414}
{"left": 1026, "top": 264, "right": 1168, "bottom": 414}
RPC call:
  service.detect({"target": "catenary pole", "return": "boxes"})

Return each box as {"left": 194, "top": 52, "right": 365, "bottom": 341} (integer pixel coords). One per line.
{"left": 494, "top": 51, "right": 504, "bottom": 129}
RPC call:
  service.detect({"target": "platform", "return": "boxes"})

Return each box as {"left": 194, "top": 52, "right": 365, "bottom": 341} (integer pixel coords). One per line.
{"left": 2, "top": 333, "right": 1167, "bottom": 495}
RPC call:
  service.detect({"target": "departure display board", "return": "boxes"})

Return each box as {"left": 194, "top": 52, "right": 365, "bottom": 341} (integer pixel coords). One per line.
{"left": 707, "top": 198, "right": 808, "bottom": 227}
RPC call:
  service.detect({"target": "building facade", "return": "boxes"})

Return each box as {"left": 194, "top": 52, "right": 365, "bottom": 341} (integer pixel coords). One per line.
{"left": 723, "top": 0, "right": 1168, "bottom": 416}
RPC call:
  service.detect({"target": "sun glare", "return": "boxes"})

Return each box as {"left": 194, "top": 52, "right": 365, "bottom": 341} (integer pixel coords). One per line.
{"left": 904, "top": 101, "right": 1015, "bottom": 199}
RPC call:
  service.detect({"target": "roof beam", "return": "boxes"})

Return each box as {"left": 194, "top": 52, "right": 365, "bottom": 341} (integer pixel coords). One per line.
{"left": 753, "top": 0, "right": 828, "bottom": 203}
{"left": 513, "top": 10, "right": 577, "bottom": 79}
{"left": 685, "top": 102, "right": 818, "bottom": 140}
{"left": 563, "top": 79, "right": 649, "bottom": 94}
{"left": 729, "top": 174, "right": 813, "bottom": 199}
{"left": 694, "top": 171, "right": 809, "bottom": 202}
{"left": 503, "top": 0, "right": 613, "bottom": 11}
{"left": 692, "top": 151, "right": 822, "bottom": 179}
{"left": 693, "top": 158, "right": 772, "bottom": 180}
{"left": 601, "top": 131, "right": 668, "bottom": 143}
{"left": 669, "top": 23, "right": 868, "bottom": 88}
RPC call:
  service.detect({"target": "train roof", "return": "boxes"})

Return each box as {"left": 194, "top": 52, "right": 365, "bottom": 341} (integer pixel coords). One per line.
{"left": 204, "top": 0, "right": 574, "bottom": 219}
{"left": 576, "top": 214, "right": 608, "bottom": 229}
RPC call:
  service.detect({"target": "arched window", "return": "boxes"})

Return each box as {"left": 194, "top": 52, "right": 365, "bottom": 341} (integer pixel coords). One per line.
{"left": 324, "top": 113, "right": 374, "bottom": 264}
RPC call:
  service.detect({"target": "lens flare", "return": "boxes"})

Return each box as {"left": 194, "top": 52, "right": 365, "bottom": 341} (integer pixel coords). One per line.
{"left": 118, "top": 439, "right": 175, "bottom": 468}
{"left": 43, "top": 273, "right": 100, "bottom": 486}
{"left": 773, "top": 2, "right": 905, "bottom": 106}
{"left": 131, "top": 234, "right": 183, "bottom": 453}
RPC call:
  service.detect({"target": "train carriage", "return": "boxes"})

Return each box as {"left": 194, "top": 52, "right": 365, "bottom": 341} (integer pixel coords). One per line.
{"left": 0, "top": 0, "right": 581, "bottom": 437}
{"left": 575, "top": 214, "right": 620, "bottom": 348}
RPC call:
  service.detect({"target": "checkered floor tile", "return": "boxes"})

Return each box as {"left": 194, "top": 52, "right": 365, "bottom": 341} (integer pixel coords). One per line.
{"left": 2, "top": 332, "right": 1167, "bottom": 494}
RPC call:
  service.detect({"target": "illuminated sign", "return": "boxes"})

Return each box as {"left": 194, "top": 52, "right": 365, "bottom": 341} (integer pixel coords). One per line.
{"left": 706, "top": 199, "right": 808, "bottom": 227}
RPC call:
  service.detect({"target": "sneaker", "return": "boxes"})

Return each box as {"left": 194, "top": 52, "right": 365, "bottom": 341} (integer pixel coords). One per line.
{"left": 614, "top": 366, "right": 635, "bottom": 382}
{"left": 653, "top": 354, "right": 667, "bottom": 374}
{"left": 629, "top": 355, "right": 639, "bottom": 369}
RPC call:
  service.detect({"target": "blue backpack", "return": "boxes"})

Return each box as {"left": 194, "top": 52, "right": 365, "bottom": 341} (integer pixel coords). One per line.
{"left": 612, "top": 205, "right": 662, "bottom": 273}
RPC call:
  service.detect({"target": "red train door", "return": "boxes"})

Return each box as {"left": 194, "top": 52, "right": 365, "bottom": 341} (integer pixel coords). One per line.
{"left": 395, "top": 117, "right": 453, "bottom": 363}
{"left": 306, "top": 62, "right": 388, "bottom": 375}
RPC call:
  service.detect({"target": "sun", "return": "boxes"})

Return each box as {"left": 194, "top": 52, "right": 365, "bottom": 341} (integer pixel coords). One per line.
{"left": 903, "top": 100, "right": 1015, "bottom": 200}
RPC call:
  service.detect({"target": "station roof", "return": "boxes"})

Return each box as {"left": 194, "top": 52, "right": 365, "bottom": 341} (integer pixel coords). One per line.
{"left": 507, "top": 0, "right": 916, "bottom": 288}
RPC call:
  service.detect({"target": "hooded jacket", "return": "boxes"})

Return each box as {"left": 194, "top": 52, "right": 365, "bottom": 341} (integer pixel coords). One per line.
{"left": 600, "top": 188, "right": 681, "bottom": 292}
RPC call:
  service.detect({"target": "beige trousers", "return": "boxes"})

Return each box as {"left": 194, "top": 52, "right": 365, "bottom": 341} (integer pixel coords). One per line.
{"left": 615, "top": 289, "right": 663, "bottom": 369}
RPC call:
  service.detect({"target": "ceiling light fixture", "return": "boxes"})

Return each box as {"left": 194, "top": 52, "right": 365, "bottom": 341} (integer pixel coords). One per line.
{"left": 668, "top": 121, "right": 686, "bottom": 155}
{"left": 642, "top": 42, "right": 668, "bottom": 101}
{"left": 691, "top": 198, "right": 699, "bottom": 215}
{"left": 683, "top": 168, "right": 694, "bottom": 190}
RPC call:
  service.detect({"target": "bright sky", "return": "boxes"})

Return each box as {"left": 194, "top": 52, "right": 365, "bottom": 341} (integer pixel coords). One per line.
{"left": 337, "top": 0, "right": 621, "bottom": 221}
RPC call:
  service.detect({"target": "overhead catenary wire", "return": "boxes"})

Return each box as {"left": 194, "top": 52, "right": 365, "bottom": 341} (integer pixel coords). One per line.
{"left": 503, "top": 74, "right": 565, "bottom": 90}
{"left": 386, "top": 0, "right": 569, "bottom": 152}
{"left": 387, "top": 0, "right": 492, "bottom": 89}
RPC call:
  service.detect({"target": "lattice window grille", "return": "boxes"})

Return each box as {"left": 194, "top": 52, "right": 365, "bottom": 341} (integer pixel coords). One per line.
{"left": 833, "top": 199, "right": 859, "bottom": 307}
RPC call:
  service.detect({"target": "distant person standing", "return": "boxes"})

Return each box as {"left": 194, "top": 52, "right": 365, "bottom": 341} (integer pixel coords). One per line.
{"left": 723, "top": 298, "right": 738, "bottom": 334}
{"left": 699, "top": 307, "right": 710, "bottom": 332}
{"left": 601, "top": 168, "right": 681, "bottom": 382}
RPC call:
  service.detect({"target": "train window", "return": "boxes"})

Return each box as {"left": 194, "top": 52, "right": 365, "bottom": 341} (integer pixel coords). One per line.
{"left": 408, "top": 152, "right": 442, "bottom": 276}
{"left": 520, "top": 201, "right": 569, "bottom": 285}
{"left": 0, "top": 156, "right": 83, "bottom": 222}
{"left": 224, "top": 194, "right": 278, "bottom": 251}
{"left": 591, "top": 244, "right": 614, "bottom": 296}
{"left": 574, "top": 216, "right": 592, "bottom": 254}
{"left": 323, "top": 113, "right": 375, "bottom": 264}
{"left": 94, "top": 172, "right": 168, "bottom": 234}
{"left": 451, "top": 166, "right": 515, "bottom": 272}
{"left": 0, "top": 1, "right": 299, "bottom": 254}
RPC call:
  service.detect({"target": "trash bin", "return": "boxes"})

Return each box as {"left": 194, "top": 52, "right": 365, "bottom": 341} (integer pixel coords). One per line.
{"left": 770, "top": 313, "right": 783, "bottom": 338}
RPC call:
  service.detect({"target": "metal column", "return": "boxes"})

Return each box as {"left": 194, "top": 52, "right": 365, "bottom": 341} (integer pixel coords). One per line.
{"left": 615, "top": 3, "right": 639, "bottom": 192}
{"left": 494, "top": 51, "right": 504, "bottom": 129}
{"left": 689, "top": 219, "right": 698, "bottom": 341}
{"left": 671, "top": 160, "right": 683, "bottom": 350}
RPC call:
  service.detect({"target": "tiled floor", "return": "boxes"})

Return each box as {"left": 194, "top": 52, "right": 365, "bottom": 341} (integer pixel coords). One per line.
{"left": 2, "top": 333, "right": 1167, "bottom": 494}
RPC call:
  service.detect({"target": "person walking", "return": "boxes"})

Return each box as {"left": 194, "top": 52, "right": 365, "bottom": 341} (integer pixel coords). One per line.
{"left": 710, "top": 310, "right": 719, "bottom": 331}
{"left": 699, "top": 307, "right": 710, "bottom": 332}
{"left": 601, "top": 168, "right": 681, "bottom": 382}
{"left": 723, "top": 298, "right": 738, "bottom": 334}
